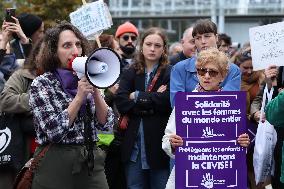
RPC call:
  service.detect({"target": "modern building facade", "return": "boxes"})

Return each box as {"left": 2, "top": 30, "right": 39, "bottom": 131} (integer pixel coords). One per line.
{"left": 108, "top": 0, "right": 284, "bottom": 46}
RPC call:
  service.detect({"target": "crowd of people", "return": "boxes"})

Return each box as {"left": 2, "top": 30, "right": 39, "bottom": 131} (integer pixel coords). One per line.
{"left": 0, "top": 10, "right": 283, "bottom": 189}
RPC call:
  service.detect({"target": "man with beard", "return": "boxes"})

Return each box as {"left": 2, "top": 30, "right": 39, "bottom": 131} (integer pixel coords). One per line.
{"left": 115, "top": 21, "right": 139, "bottom": 71}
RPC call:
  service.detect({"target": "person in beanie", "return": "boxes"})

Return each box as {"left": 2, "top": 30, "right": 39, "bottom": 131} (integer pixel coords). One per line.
{"left": 115, "top": 21, "right": 139, "bottom": 71}
{"left": 10, "top": 13, "right": 44, "bottom": 59}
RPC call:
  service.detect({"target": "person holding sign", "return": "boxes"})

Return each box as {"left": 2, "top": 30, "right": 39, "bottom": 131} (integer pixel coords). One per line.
{"left": 29, "top": 22, "right": 114, "bottom": 189}
{"left": 115, "top": 27, "right": 172, "bottom": 189}
{"left": 170, "top": 19, "right": 241, "bottom": 107}
{"left": 234, "top": 45, "right": 266, "bottom": 189}
{"left": 162, "top": 48, "right": 250, "bottom": 189}
{"left": 265, "top": 79, "right": 284, "bottom": 188}
{"left": 251, "top": 65, "right": 284, "bottom": 189}
{"left": 234, "top": 46, "right": 264, "bottom": 117}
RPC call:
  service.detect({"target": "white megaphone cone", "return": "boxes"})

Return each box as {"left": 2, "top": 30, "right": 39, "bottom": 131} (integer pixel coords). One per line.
{"left": 69, "top": 48, "right": 121, "bottom": 89}
{"left": 71, "top": 57, "right": 109, "bottom": 78}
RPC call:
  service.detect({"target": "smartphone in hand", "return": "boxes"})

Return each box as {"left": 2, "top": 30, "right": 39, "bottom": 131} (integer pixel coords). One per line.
{"left": 5, "top": 8, "right": 16, "bottom": 23}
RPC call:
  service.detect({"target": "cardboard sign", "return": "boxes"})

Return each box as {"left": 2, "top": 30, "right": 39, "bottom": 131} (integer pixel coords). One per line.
{"left": 175, "top": 91, "right": 247, "bottom": 189}
{"left": 70, "top": 0, "right": 112, "bottom": 38}
{"left": 249, "top": 21, "right": 284, "bottom": 70}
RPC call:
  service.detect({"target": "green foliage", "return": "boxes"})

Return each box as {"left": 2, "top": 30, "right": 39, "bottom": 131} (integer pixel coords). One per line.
{"left": 2, "top": 0, "right": 83, "bottom": 28}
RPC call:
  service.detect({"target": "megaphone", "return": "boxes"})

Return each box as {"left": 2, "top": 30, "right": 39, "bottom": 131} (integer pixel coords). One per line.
{"left": 69, "top": 47, "right": 121, "bottom": 89}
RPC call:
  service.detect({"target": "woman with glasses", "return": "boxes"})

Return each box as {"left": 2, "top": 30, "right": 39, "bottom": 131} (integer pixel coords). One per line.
{"left": 115, "top": 27, "right": 172, "bottom": 189}
{"left": 162, "top": 48, "right": 250, "bottom": 189}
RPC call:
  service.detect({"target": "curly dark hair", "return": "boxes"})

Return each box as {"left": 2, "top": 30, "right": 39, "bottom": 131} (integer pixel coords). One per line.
{"left": 132, "top": 27, "right": 169, "bottom": 74}
{"left": 40, "top": 21, "right": 89, "bottom": 72}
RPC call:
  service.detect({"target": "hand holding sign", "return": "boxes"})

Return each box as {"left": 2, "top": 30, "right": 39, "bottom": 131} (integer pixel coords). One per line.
{"left": 264, "top": 65, "right": 278, "bottom": 87}
{"left": 70, "top": 0, "right": 112, "bottom": 47}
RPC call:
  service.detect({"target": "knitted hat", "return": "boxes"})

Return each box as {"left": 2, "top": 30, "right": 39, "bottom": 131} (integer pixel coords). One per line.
{"left": 115, "top": 21, "right": 138, "bottom": 38}
{"left": 17, "top": 13, "right": 43, "bottom": 38}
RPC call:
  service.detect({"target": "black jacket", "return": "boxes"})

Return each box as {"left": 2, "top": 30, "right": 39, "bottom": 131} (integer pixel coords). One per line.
{"left": 115, "top": 64, "right": 172, "bottom": 169}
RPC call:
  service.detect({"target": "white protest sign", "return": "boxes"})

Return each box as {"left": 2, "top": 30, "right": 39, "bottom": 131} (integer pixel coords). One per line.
{"left": 70, "top": 0, "right": 112, "bottom": 38}
{"left": 249, "top": 21, "right": 284, "bottom": 71}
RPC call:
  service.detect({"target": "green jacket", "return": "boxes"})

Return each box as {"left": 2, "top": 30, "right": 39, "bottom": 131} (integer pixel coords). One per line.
{"left": 265, "top": 91, "right": 284, "bottom": 127}
{"left": 265, "top": 91, "right": 284, "bottom": 183}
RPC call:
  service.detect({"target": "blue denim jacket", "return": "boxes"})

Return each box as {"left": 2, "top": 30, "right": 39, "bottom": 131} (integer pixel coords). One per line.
{"left": 170, "top": 56, "right": 241, "bottom": 107}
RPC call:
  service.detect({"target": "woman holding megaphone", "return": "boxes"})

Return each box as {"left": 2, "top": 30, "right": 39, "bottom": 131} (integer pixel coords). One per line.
{"left": 115, "top": 27, "right": 172, "bottom": 189}
{"left": 28, "top": 22, "right": 114, "bottom": 189}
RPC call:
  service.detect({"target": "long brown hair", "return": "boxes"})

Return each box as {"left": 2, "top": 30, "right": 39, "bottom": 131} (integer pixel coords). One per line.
{"left": 92, "top": 34, "right": 115, "bottom": 50}
{"left": 132, "top": 27, "right": 169, "bottom": 74}
{"left": 23, "top": 38, "right": 44, "bottom": 75}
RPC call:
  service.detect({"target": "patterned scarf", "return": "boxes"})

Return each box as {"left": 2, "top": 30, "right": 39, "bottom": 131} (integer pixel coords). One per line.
{"left": 195, "top": 83, "right": 222, "bottom": 92}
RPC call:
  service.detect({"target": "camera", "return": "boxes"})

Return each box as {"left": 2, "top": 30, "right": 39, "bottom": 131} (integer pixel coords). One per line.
{"left": 5, "top": 8, "right": 16, "bottom": 23}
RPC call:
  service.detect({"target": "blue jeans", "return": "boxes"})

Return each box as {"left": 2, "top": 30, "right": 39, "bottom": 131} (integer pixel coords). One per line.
{"left": 125, "top": 155, "right": 169, "bottom": 189}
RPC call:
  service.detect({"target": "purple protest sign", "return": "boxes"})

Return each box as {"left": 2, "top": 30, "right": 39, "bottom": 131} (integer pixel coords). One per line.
{"left": 175, "top": 91, "right": 247, "bottom": 189}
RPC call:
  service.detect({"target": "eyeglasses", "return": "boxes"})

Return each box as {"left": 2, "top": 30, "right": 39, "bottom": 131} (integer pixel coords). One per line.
{"left": 241, "top": 50, "right": 251, "bottom": 59}
{"left": 122, "top": 35, "right": 137, "bottom": 41}
{"left": 196, "top": 68, "right": 219, "bottom": 77}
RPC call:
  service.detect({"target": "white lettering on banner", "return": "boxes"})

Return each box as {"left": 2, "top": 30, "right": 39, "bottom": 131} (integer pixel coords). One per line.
{"left": 195, "top": 100, "right": 230, "bottom": 108}
{"left": 178, "top": 146, "right": 241, "bottom": 153}
{"left": 180, "top": 99, "right": 242, "bottom": 124}
{"left": 192, "top": 161, "right": 233, "bottom": 170}
{"left": 182, "top": 110, "right": 201, "bottom": 116}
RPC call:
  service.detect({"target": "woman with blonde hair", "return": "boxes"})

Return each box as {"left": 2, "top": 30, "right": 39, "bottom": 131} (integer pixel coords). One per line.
{"left": 162, "top": 48, "right": 250, "bottom": 188}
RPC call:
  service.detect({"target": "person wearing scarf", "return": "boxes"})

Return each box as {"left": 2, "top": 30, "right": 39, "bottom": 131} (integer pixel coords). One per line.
{"left": 28, "top": 22, "right": 114, "bottom": 189}
{"left": 162, "top": 48, "right": 250, "bottom": 189}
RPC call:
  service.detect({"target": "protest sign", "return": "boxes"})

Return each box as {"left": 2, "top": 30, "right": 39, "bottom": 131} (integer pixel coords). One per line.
{"left": 70, "top": 0, "right": 112, "bottom": 38}
{"left": 249, "top": 21, "right": 284, "bottom": 70}
{"left": 175, "top": 91, "right": 247, "bottom": 189}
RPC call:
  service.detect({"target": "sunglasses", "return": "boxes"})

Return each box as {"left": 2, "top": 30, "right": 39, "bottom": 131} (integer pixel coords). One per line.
{"left": 196, "top": 68, "right": 219, "bottom": 77}
{"left": 241, "top": 50, "right": 251, "bottom": 59}
{"left": 122, "top": 35, "right": 137, "bottom": 41}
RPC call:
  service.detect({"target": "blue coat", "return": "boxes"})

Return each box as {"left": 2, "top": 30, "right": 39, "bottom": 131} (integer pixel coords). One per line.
{"left": 170, "top": 56, "right": 241, "bottom": 106}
